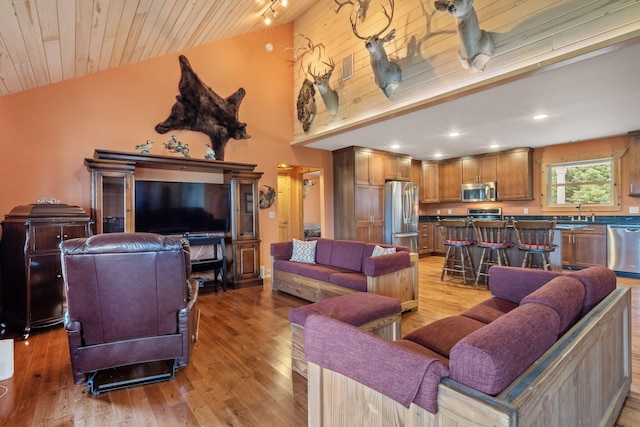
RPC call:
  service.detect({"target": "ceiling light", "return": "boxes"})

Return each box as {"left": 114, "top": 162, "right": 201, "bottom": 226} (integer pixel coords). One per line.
{"left": 390, "top": 144, "right": 400, "bottom": 150}
{"left": 533, "top": 114, "right": 549, "bottom": 120}
{"left": 433, "top": 152, "right": 443, "bottom": 158}
{"left": 448, "top": 131, "right": 460, "bottom": 137}
{"left": 490, "top": 143, "right": 500, "bottom": 149}
{"left": 261, "top": 0, "right": 286, "bottom": 26}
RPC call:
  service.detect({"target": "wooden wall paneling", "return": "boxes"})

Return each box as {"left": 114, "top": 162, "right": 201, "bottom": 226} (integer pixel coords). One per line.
{"left": 12, "top": 1, "right": 49, "bottom": 87}
{"left": 57, "top": 0, "right": 76, "bottom": 81}
{"left": 98, "top": 0, "right": 126, "bottom": 71}
{"left": 293, "top": 0, "right": 640, "bottom": 145}
{"left": 35, "top": 0, "right": 63, "bottom": 85}
{"left": 129, "top": 0, "right": 166, "bottom": 63}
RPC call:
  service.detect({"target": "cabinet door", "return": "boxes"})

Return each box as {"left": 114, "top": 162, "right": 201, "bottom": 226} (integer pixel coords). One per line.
{"left": 411, "top": 160, "right": 422, "bottom": 198}
{"left": 233, "top": 181, "right": 258, "bottom": 240}
{"left": 421, "top": 162, "right": 439, "bottom": 202}
{"left": 439, "top": 160, "right": 462, "bottom": 202}
{"left": 561, "top": 232, "right": 574, "bottom": 266}
{"left": 418, "top": 222, "right": 430, "bottom": 255}
{"left": 462, "top": 156, "right": 497, "bottom": 183}
{"left": 369, "top": 185, "right": 385, "bottom": 244}
{"left": 93, "top": 171, "right": 133, "bottom": 233}
{"left": 30, "top": 225, "right": 64, "bottom": 253}
{"left": 233, "top": 242, "right": 259, "bottom": 280}
{"left": 28, "top": 255, "right": 65, "bottom": 325}
{"left": 355, "top": 150, "right": 385, "bottom": 186}
{"left": 354, "top": 184, "right": 384, "bottom": 244}
{"left": 496, "top": 149, "right": 533, "bottom": 200}
{"left": 629, "top": 131, "right": 640, "bottom": 196}
{"left": 386, "top": 156, "right": 411, "bottom": 181}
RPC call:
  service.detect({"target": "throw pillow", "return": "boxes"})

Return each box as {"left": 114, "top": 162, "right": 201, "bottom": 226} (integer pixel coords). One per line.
{"left": 290, "top": 239, "right": 317, "bottom": 264}
{"left": 372, "top": 245, "right": 396, "bottom": 256}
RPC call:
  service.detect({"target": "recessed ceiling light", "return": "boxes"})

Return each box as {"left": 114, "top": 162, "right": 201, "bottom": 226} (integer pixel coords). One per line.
{"left": 448, "top": 131, "right": 460, "bottom": 137}
{"left": 433, "top": 152, "right": 443, "bottom": 158}
{"left": 533, "top": 114, "right": 549, "bottom": 120}
{"left": 490, "top": 143, "right": 500, "bottom": 149}
{"left": 390, "top": 144, "right": 400, "bottom": 150}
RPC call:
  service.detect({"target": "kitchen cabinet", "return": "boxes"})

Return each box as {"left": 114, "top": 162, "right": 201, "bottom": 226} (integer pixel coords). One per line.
{"left": 628, "top": 130, "right": 640, "bottom": 196}
{"left": 421, "top": 161, "right": 439, "bottom": 203}
{"left": 418, "top": 222, "right": 436, "bottom": 256}
{"left": 496, "top": 148, "right": 533, "bottom": 200}
{"left": 561, "top": 225, "right": 606, "bottom": 268}
{"left": 462, "top": 155, "right": 497, "bottom": 183}
{"left": 333, "top": 146, "right": 387, "bottom": 243}
{"left": 439, "top": 159, "right": 462, "bottom": 202}
{"left": 385, "top": 154, "right": 412, "bottom": 181}
{"left": 411, "top": 160, "right": 422, "bottom": 196}
{"left": 432, "top": 223, "right": 446, "bottom": 254}
{"left": 1, "top": 204, "right": 91, "bottom": 338}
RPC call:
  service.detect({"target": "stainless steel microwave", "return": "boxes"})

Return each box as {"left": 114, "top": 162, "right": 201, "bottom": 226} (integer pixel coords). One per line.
{"left": 461, "top": 182, "right": 497, "bottom": 202}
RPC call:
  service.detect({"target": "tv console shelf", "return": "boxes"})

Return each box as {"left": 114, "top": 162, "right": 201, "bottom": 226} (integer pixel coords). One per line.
{"left": 84, "top": 149, "right": 264, "bottom": 288}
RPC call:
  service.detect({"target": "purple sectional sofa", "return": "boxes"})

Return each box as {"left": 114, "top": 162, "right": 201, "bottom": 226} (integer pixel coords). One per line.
{"left": 305, "top": 266, "right": 632, "bottom": 427}
{"left": 271, "top": 238, "right": 419, "bottom": 311}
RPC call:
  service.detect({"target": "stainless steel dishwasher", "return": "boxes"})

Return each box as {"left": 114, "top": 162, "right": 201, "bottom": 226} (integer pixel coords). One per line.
{"left": 607, "top": 224, "right": 640, "bottom": 274}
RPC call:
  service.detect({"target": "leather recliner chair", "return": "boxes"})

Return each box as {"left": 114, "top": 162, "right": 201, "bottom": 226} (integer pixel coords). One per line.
{"left": 59, "top": 232, "right": 198, "bottom": 391}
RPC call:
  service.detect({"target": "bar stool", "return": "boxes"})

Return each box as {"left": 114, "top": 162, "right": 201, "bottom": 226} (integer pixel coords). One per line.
{"left": 438, "top": 217, "right": 476, "bottom": 285}
{"left": 511, "top": 217, "right": 558, "bottom": 270}
{"left": 471, "top": 218, "right": 514, "bottom": 286}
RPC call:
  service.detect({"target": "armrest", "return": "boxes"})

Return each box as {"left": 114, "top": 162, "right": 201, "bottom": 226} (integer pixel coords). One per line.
{"left": 270, "top": 241, "right": 293, "bottom": 260}
{"left": 362, "top": 251, "right": 411, "bottom": 277}
{"left": 488, "top": 266, "right": 563, "bottom": 303}
{"left": 304, "top": 314, "right": 447, "bottom": 412}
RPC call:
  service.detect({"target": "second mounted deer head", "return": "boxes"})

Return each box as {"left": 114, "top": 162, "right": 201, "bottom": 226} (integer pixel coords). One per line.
{"left": 351, "top": 0, "right": 401, "bottom": 98}
{"left": 308, "top": 59, "right": 339, "bottom": 115}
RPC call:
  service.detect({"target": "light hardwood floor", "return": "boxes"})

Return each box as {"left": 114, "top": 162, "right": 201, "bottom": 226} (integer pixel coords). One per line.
{"left": 0, "top": 256, "right": 638, "bottom": 426}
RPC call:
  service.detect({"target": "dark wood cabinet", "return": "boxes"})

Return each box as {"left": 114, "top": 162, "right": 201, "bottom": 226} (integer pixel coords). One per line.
{"left": 462, "top": 155, "right": 497, "bottom": 184}
{"left": 496, "top": 148, "right": 534, "bottom": 200}
{"left": 561, "top": 225, "right": 606, "bottom": 268}
{"left": 438, "top": 159, "right": 462, "bottom": 202}
{"left": 421, "top": 161, "right": 439, "bottom": 203}
{"left": 385, "top": 154, "right": 412, "bottom": 181}
{"left": 628, "top": 130, "right": 640, "bottom": 196}
{"left": 1, "top": 204, "right": 91, "bottom": 338}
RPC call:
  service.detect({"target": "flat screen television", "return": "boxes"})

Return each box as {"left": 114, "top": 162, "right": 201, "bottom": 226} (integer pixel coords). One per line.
{"left": 135, "top": 180, "right": 231, "bottom": 235}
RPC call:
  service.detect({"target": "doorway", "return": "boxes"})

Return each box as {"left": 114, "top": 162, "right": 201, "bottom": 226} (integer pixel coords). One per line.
{"left": 277, "top": 173, "right": 291, "bottom": 242}
{"left": 277, "top": 165, "right": 323, "bottom": 241}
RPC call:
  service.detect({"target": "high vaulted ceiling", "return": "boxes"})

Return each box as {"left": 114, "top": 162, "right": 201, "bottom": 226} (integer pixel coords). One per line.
{"left": 1, "top": 1, "right": 639, "bottom": 161}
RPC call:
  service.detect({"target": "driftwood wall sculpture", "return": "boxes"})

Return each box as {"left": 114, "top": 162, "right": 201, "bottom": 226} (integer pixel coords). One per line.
{"left": 155, "top": 55, "right": 250, "bottom": 161}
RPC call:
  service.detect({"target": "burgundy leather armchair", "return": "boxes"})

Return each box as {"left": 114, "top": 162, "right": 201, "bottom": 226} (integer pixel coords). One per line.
{"left": 59, "top": 232, "right": 198, "bottom": 390}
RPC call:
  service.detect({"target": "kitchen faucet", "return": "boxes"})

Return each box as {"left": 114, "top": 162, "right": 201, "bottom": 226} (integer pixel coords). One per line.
{"left": 571, "top": 203, "right": 589, "bottom": 222}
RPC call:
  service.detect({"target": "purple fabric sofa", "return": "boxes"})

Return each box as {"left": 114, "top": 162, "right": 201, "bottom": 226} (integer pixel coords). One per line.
{"left": 271, "top": 238, "right": 419, "bottom": 311}
{"left": 305, "top": 265, "right": 632, "bottom": 427}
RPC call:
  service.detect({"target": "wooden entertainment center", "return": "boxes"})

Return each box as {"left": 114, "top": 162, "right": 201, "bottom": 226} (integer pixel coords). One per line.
{"left": 84, "top": 149, "right": 264, "bottom": 288}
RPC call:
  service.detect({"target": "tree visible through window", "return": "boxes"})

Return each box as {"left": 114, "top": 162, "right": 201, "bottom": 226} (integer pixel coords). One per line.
{"left": 548, "top": 159, "right": 613, "bottom": 206}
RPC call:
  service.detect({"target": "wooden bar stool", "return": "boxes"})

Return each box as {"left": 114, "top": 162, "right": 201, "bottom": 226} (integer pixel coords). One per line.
{"left": 438, "top": 217, "right": 476, "bottom": 285}
{"left": 511, "top": 217, "right": 558, "bottom": 270}
{"left": 471, "top": 219, "right": 514, "bottom": 286}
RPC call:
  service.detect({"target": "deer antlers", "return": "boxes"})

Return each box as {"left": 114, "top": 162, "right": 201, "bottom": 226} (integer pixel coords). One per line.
{"left": 351, "top": 0, "right": 394, "bottom": 40}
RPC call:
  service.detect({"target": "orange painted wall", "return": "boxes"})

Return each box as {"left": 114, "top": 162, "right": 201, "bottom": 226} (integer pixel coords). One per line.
{"left": 420, "top": 134, "right": 639, "bottom": 219}
{"left": 0, "top": 24, "right": 334, "bottom": 265}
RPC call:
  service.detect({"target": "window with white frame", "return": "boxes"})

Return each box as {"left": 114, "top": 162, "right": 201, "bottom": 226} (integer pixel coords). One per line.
{"left": 540, "top": 150, "right": 623, "bottom": 212}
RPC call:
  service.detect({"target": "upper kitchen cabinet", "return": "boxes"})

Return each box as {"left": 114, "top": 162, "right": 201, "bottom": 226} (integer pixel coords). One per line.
{"left": 385, "top": 154, "right": 412, "bottom": 181}
{"left": 421, "top": 161, "right": 439, "bottom": 203}
{"left": 496, "top": 148, "right": 534, "bottom": 200}
{"left": 628, "top": 130, "right": 640, "bottom": 196}
{"left": 411, "top": 160, "right": 423, "bottom": 197}
{"left": 354, "top": 148, "right": 385, "bottom": 186}
{"left": 462, "top": 155, "right": 497, "bottom": 184}
{"left": 439, "top": 159, "right": 462, "bottom": 202}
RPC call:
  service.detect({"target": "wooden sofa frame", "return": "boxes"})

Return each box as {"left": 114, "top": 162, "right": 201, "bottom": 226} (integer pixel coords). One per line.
{"left": 308, "top": 285, "right": 631, "bottom": 427}
{"left": 271, "top": 253, "right": 419, "bottom": 312}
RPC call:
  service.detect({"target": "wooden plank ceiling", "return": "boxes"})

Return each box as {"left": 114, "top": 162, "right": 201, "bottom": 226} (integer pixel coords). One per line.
{"left": 0, "top": 0, "right": 316, "bottom": 97}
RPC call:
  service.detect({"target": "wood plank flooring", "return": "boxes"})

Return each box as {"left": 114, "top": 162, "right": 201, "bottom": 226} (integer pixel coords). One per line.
{"left": 0, "top": 256, "right": 638, "bottom": 426}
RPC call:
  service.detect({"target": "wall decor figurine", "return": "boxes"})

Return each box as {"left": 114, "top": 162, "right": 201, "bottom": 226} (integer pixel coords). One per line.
{"left": 259, "top": 185, "right": 276, "bottom": 209}
{"left": 351, "top": 0, "right": 401, "bottom": 98}
{"left": 155, "top": 55, "right": 250, "bottom": 161}
{"left": 204, "top": 144, "right": 216, "bottom": 160}
{"left": 135, "top": 140, "right": 153, "bottom": 154}
{"left": 164, "top": 135, "right": 190, "bottom": 158}
{"left": 297, "top": 78, "right": 317, "bottom": 132}
{"left": 334, "top": 0, "right": 370, "bottom": 23}
{"left": 308, "top": 59, "right": 339, "bottom": 115}
{"left": 434, "top": 0, "right": 494, "bottom": 73}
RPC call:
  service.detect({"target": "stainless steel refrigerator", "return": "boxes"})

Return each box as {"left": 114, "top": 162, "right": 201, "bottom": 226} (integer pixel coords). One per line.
{"left": 384, "top": 181, "right": 419, "bottom": 252}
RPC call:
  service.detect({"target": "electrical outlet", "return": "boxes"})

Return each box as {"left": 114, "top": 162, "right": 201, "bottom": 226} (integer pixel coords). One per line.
{"left": 268, "top": 211, "right": 275, "bottom": 218}
{"left": 447, "top": 209, "right": 452, "bottom": 215}
{"left": 436, "top": 209, "right": 441, "bottom": 215}
{"left": 630, "top": 206, "right": 639, "bottom": 214}
{"left": 524, "top": 208, "right": 529, "bottom": 214}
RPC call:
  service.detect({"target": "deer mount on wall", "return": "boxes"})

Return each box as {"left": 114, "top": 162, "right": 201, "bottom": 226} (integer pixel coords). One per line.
{"left": 155, "top": 55, "right": 250, "bottom": 161}
{"left": 334, "top": 0, "right": 371, "bottom": 22}
{"left": 351, "top": 0, "right": 401, "bottom": 98}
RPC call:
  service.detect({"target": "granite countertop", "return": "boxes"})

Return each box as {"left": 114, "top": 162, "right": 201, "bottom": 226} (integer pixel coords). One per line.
{"left": 419, "top": 215, "right": 640, "bottom": 226}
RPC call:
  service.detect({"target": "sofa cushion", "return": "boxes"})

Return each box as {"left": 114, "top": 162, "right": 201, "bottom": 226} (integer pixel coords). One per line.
{"left": 567, "top": 266, "right": 617, "bottom": 315}
{"left": 288, "top": 292, "right": 401, "bottom": 326}
{"left": 520, "top": 275, "right": 585, "bottom": 335}
{"left": 304, "top": 315, "right": 448, "bottom": 412}
{"left": 488, "top": 266, "right": 563, "bottom": 303}
{"left": 449, "top": 303, "right": 560, "bottom": 395}
{"left": 273, "top": 260, "right": 349, "bottom": 282}
{"left": 372, "top": 244, "right": 396, "bottom": 256}
{"left": 327, "top": 272, "right": 368, "bottom": 291}
{"left": 314, "top": 238, "right": 334, "bottom": 266}
{"left": 289, "top": 238, "right": 317, "bottom": 264}
{"left": 460, "top": 297, "right": 518, "bottom": 324}
{"left": 404, "top": 316, "right": 486, "bottom": 358}
{"left": 270, "top": 241, "right": 292, "bottom": 260}
{"left": 329, "top": 240, "right": 365, "bottom": 272}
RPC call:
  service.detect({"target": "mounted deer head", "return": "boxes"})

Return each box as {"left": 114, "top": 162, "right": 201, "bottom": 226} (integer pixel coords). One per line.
{"left": 308, "top": 59, "right": 339, "bottom": 115}
{"left": 351, "top": 0, "right": 401, "bottom": 97}
{"left": 334, "top": 0, "right": 370, "bottom": 22}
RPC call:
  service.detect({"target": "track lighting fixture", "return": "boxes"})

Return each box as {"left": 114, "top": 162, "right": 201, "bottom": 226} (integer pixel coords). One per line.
{"left": 262, "top": 0, "right": 288, "bottom": 26}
